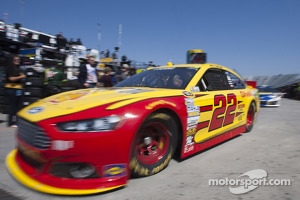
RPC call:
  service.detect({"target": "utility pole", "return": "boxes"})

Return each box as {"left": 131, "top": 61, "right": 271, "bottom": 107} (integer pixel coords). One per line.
{"left": 97, "top": 23, "right": 101, "bottom": 58}
{"left": 3, "top": 12, "right": 8, "bottom": 23}
{"left": 118, "top": 24, "right": 122, "bottom": 51}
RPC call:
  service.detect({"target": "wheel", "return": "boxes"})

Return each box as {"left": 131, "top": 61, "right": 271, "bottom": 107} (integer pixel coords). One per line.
{"left": 245, "top": 102, "right": 255, "bottom": 132}
{"left": 129, "top": 113, "right": 178, "bottom": 177}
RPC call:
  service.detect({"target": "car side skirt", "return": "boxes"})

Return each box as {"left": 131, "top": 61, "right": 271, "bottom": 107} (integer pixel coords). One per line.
{"left": 181, "top": 125, "right": 246, "bottom": 158}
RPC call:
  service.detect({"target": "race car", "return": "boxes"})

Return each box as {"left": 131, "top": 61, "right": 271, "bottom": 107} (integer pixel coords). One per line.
{"left": 257, "top": 85, "right": 282, "bottom": 107}
{"left": 6, "top": 63, "right": 259, "bottom": 195}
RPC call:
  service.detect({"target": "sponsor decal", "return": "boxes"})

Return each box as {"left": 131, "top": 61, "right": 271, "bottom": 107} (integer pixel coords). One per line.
{"left": 183, "top": 91, "right": 194, "bottom": 97}
{"left": 237, "top": 104, "right": 245, "bottom": 109}
{"left": 184, "top": 135, "right": 195, "bottom": 153}
{"left": 103, "top": 164, "right": 127, "bottom": 178}
{"left": 186, "top": 127, "right": 197, "bottom": 136}
{"left": 190, "top": 86, "right": 200, "bottom": 92}
{"left": 52, "top": 140, "right": 74, "bottom": 151}
{"left": 48, "top": 90, "right": 89, "bottom": 104}
{"left": 240, "top": 91, "right": 252, "bottom": 98}
{"left": 28, "top": 106, "right": 44, "bottom": 114}
{"left": 185, "top": 98, "right": 200, "bottom": 130}
{"left": 145, "top": 100, "right": 176, "bottom": 110}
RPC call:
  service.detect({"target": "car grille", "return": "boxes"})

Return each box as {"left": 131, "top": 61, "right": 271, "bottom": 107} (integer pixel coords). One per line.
{"left": 260, "top": 101, "right": 266, "bottom": 105}
{"left": 17, "top": 118, "right": 51, "bottom": 150}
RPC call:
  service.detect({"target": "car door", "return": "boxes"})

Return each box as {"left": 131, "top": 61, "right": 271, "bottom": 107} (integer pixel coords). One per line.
{"left": 191, "top": 68, "right": 246, "bottom": 143}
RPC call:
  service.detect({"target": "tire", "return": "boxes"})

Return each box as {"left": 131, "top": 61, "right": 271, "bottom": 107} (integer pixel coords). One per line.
{"left": 24, "top": 77, "right": 44, "bottom": 87}
{"left": 129, "top": 113, "right": 178, "bottom": 177}
{"left": 0, "top": 104, "right": 8, "bottom": 114}
{"left": 23, "top": 87, "right": 44, "bottom": 97}
{"left": 0, "top": 95, "right": 8, "bottom": 104}
{"left": 25, "top": 68, "right": 45, "bottom": 78}
{"left": 245, "top": 102, "right": 256, "bottom": 132}
{"left": 0, "top": 88, "right": 5, "bottom": 96}
{"left": 22, "top": 97, "right": 40, "bottom": 107}
{"left": 0, "top": 93, "right": 8, "bottom": 114}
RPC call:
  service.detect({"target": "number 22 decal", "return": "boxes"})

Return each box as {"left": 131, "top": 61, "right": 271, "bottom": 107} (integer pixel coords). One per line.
{"left": 209, "top": 93, "right": 237, "bottom": 131}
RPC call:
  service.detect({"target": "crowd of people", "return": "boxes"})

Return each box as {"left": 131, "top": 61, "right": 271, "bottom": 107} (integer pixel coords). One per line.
{"left": 3, "top": 54, "right": 137, "bottom": 128}
{"left": 76, "top": 55, "right": 136, "bottom": 88}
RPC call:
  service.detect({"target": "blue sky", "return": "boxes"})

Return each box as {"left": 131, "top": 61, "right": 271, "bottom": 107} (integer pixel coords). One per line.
{"left": 1, "top": 0, "right": 300, "bottom": 76}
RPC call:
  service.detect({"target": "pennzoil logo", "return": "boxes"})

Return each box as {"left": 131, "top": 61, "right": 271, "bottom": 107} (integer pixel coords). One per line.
{"left": 103, "top": 164, "right": 127, "bottom": 178}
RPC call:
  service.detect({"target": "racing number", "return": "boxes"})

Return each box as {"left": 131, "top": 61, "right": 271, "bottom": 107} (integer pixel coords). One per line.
{"left": 209, "top": 93, "right": 237, "bottom": 131}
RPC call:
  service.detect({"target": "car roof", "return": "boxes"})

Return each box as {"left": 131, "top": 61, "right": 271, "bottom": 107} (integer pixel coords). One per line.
{"left": 150, "top": 63, "right": 227, "bottom": 70}
{"left": 149, "top": 63, "right": 240, "bottom": 76}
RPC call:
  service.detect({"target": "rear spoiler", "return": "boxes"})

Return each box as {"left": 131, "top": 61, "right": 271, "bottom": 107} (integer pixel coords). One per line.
{"left": 245, "top": 80, "right": 257, "bottom": 88}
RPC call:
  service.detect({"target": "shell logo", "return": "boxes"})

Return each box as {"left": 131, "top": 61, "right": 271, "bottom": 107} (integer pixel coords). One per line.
{"left": 48, "top": 91, "right": 89, "bottom": 104}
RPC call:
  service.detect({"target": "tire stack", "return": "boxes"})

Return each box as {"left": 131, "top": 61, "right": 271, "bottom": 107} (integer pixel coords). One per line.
{"left": 0, "top": 66, "right": 8, "bottom": 114}
{"left": 22, "top": 67, "right": 45, "bottom": 107}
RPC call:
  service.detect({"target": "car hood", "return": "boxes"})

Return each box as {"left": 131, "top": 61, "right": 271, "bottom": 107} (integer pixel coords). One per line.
{"left": 18, "top": 87, "right": 183, "bottom": 122}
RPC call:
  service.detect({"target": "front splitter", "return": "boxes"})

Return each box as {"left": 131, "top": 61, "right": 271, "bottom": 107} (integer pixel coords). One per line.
{"left": 5, "top": 149, "right": 125, "bottom": 195}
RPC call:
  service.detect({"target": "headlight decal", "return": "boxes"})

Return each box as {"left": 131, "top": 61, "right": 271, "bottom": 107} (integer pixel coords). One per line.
{"left": 57, "top": 115, "right": 122, "bottom": 132}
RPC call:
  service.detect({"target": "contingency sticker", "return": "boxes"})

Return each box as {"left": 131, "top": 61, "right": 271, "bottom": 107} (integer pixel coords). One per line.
{"left": 185, "top": 98, "right": 200, "bottom": 130}
{"left": 184, "top": 98, "right": 199, "bottom": 153}
{"left": 102, "top": 164, "right": 127, "bottom": 178}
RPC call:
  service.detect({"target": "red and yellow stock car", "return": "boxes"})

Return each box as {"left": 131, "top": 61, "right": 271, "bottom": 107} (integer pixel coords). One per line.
{"left": 6, "top": 63, "right": 259, "bottom": 195}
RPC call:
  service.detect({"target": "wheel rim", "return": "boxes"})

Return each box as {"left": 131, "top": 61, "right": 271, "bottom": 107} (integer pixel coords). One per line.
{"left": 135, "top": 122, "right": 170, "bottom": 165}
{"left": 247, "top": 105, "right": 254, "bottom": 127}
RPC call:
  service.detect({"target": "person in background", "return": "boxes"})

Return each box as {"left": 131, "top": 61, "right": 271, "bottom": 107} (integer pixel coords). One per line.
{"left": 5, "top": 55, "right": 25, "bottom": 127}
{"left": 99, "top": 67, "right": 113, "bottom": 87}
{"left": 43, "top": 62, "right": 65, "bottom": 97}
{"left": 78, "top": 55, "right": 99, "bottom": 88}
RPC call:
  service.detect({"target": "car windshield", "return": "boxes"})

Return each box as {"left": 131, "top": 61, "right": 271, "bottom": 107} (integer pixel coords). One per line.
{"left": 257, "top": 86, "right": 279, "bottom": 92}
{"left": 114, "top": 67, "right": 198, "bottom": 89}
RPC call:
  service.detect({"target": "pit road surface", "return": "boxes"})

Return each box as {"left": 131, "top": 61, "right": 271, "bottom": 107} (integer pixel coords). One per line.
{"left": 0, "top": 98, "right": 299, "bottom": 200}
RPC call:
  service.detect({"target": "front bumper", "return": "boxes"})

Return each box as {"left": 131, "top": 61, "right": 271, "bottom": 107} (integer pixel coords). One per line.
{"left": 6, "top": 149, "right": 126, "bottom": 195}
{"left": 260, "top": 100, "right": 280, "bottom": 107}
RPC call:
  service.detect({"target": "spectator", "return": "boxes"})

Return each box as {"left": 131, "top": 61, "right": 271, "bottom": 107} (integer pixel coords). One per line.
{"left": 4, "top": 55, "right": 26, "bottom": 127}
{"left": 77, "top": 55, "right": 99, "bottom": 88}
{"left": 120, "top": 64, "right": 130, "bottom": 80}
{"left": 43, "top": 62, "right": 65, "bottom": 97}
{"left": 99, "top": 67, "right": 113, "bottom": 87}
{"left": 114, "top": 64, "right": 131, "bottom": 83}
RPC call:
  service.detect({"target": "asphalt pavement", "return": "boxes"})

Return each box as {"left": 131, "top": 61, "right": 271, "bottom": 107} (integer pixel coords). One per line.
{"left": 0, "top": 98, "right": 299, "bottom": 200}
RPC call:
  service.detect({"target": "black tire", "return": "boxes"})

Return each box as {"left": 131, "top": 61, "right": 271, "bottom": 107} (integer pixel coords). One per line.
{"left": 25, "top": 68, "right": 45, "bottom": 78}
{"left": 0, "top": 95, "right": 8, "bottom": 104}
{"left": 129, "top": 113, "right": 178, "bottom": 177}
{"left": 23, "top": 87, "right": 44, "bottom": 97}
{"left": 0, "top": 88, "right": 5, "bottom": 96}
{"left": 22, "top": 97, "right": 40, "bottom": 107}
{"left": 0, "top": 104, "right": 8, "bottom": 114}
{"left": 245, "top": 102, "right": 256, "bottom": 132}
{"left": 24, "top": 77, "right": 44, "bottom": 87}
